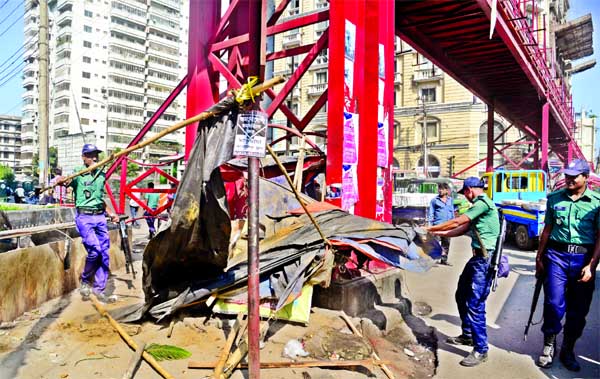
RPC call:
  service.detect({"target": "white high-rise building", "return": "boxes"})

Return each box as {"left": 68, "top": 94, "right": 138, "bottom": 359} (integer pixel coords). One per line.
{"left": 21, "top": 0, "right": 189, "bottom": 175}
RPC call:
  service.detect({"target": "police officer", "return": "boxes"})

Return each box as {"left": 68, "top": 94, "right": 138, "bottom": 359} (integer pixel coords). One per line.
{"left": 535, "top": 159, "right": 600, "bottom": 371}
{"left": 428, "top": 182, "right": 454, "bottom": 265}
{"left": 426, "top": 177, "right": 499, "bottom": 367}
{"left": 66, "top": 144, "right": 119, "bottom": 303}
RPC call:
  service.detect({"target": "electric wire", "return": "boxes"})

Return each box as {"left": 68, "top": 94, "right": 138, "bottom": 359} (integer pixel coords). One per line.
{"left": 0, "top": 0, "right": 24, "bottom": 27}
{"left": 0, "top": 12, "right": 23, "bottom": 39}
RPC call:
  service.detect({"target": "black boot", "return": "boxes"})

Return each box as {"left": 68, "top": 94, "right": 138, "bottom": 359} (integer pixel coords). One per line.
{"left": 537, "top": 334, "right": 556, "bottom": 368}
{"left": 446, "top": 334, "right": 474, "bottom": 346}
{"left": 560, "top": 339, "right": 581, "bottom": 372}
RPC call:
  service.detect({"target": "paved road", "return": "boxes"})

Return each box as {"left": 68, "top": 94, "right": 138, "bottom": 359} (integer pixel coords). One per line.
{"left": 404, "top": 236, "right": 600, "bottom": 379}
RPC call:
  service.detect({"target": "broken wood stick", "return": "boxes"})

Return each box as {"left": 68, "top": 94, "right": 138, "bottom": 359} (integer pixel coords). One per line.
{"left": 214, "top": 314, "right": 245, "bottom": 379}
{"left": 167, "top": 320, "right": 175, "bottom": 338}
{"left": 41, "top": 75, "right": 285, "bottom": 193}
{"left": 221, "top": 321, "right": 267, "bottom": 379}
{"left": 89, "top": 295, "right": 175, "bottom": 379}
{"left": 122, "top": 342, "right": 146, "bottom": 379}
{"left": 266, "top": 144, "right": 331, "bottom": 246}
{"left": 189, "top": 358, "right": 392, "bottom": 369}
{"left": 340, "top": 312, "right": 395, "bottom": 379}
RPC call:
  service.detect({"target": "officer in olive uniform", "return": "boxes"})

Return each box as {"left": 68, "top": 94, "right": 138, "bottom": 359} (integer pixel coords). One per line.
{"left": 426, "top": 177, "right": 500, "bottom": 367}
{"left": 67, "top": 144, "right": 119, "bottom": 303}
{"left": 536, "top": 159, "right": 600, "bottom": 372}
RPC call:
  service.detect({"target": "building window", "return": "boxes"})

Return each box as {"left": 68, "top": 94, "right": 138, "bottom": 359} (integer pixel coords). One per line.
{"left": 82, "top": 72, "right": 91, "bottom": 78}
{"left": 288, "top": 0, "right": 300, "bottom": 15}
{"left": 81, "top": 118, "right": 90, "bottom": 125}
{"left": 315, "top": 71, "right": 327, "bottom": 84}
{"left": 84, "top": 25, "right": 92, "bottom": 33}
{"left": 81, "top": 102, "right": 90, "bottom": 110}
{"left": 84, "top": 10, "right": 93, "bottom": 17}
{"left": 83, "top": 41, "right": 92, "bottom": 48}
{"left": 83, "top": 56, "right": 91, "bottom": 63}
{"left": 82, "top": 87, "right": 91, "bottom": 95}
{"left": 420, "top": 87, "right": 436, "bottom": 103}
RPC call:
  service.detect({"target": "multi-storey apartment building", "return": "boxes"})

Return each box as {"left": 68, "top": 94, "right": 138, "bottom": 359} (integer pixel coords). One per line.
{"left": 574, "top": 110, "right": 596, "bottom": 163}
{"left": 21, "top": 0, "right": 189, "bottom": 175}
{"left": 0, "top": 115, "right": 22, "bottom": 174}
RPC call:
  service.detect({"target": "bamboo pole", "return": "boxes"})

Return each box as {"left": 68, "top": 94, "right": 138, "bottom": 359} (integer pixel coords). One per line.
{"left": 41, "top": 76, "right": 285, "bottom": 193}
{"left": 213, "top": 314, "right": 245, "bottom": 378}
{"left": 189, "top": 358, "right": 392, "bottom": 369}
{"left": 340, "top": 312, "right": 395, "bottom": 379}
{"left": 89, "top": 295, "right": 175, "bottom": 379}
{"left": 265, "top": 144, "right": 331, "bottom": 246}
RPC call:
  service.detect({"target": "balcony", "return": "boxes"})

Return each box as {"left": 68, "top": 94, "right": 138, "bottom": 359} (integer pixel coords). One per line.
{"left": 112, "top": 21, "right": 147, "bottom": 40}
{"left": 307, "top": 83, "right": 327, "bottom": 96}
{"left": 112, "top": 6, "right": 146, "bottom": 24}
{"left": 147, "top": 31, "right": 179, "bottom": 49}
{"left": 147, "top": 59, "right": 179, "bottom": 74}
{"left": 56, "top": 12, "right": 72, "bottom": 28}
{"left": 282, "top": 32, "right": 302, "bottom": 48}
{"left": 395, "top": 72, "right": 403, "bottom": 84}
{"left": 57, "top": 0, "right": 73, "bottom": 12}
{"left": 412, "top": 67, "right": 443, "bottom": 83}
{"left": 147, "top": 74, "right": 178, "bottom": 87}
{"left": 23, "top": 76, "right": 36, "bottom": 88}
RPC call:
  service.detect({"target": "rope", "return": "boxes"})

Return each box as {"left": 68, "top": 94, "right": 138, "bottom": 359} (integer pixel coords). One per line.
{"left": 233, "top": 76, "right": 259, "bottom": 104}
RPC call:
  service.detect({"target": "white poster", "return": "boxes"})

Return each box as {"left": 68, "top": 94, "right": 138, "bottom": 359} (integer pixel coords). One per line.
{"left": 233, "top": 111, "right": 268, "bottom": 158}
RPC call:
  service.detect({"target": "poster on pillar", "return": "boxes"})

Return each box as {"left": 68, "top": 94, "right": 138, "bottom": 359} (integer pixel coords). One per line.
{"left": 344, "top": 20, "right": 356, "bottom": 113}
{"left": 342, "top": 112, "right": 359, "bottom": 211}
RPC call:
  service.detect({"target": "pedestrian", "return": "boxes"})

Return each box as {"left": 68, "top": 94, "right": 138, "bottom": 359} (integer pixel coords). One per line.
{"left": 129, "top": 196, "right": 140, "bottom": 227}
{"left": 144, "top": 182, "right": 160, "bottom": 239}
{"left": 14, "top": 184, "right": 25, "bottom": 204}
{"left": 426, "top": 176, "right": 499, "bottom": 367}
{"left": 64, "top": 143, "right": 119, "bottom": 303}
{"left": 535, "top": 159, "right": 599, "bottom": 372}
{"left": 428, "top": 182, "right": 454, "bottom": 265}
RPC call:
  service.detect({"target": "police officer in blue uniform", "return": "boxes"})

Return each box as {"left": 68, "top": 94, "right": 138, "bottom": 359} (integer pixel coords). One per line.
{"left": 536, "top": 159, "right": 600, "bottom": 371}
{"left": 427, "top": 177, "right": 500, "bottom": 367}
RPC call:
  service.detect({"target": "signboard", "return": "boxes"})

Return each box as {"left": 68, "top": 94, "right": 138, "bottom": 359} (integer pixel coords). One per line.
{"left": 233, "top": 111, "right": 268, "bottom": 158}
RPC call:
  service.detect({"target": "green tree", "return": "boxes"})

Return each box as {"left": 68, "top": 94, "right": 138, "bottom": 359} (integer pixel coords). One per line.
{"left": 32, "top": 147, "right": 59, "bottom": 178}
{"left": 0, "top": 165, "right": 16, "bottom": 188}
{"left": 112, "top": 148, "right": 141, "bottom": 177}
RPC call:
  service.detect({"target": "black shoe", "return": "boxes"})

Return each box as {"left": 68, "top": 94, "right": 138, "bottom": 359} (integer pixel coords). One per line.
{"left": 559, "top": 350, "right": 581, "bottom": 372}
{"left": 439, "top": 260, "right": 451, "bottom": 266}
{"left": 460, "top": 350, "right": 488, "bottom": 367}
{"left": 537, "top": 335, "right": 556, "bottom": 369}
{"left": 446, "top": 334, "right": 474, "bottom": 346}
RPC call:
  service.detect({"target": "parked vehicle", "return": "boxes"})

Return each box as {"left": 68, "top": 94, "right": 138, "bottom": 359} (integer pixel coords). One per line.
{"left": 392, "top": 177, "right": 469, "bottom": 225}
{"left": 481, "top": 169, "right": 547, "bottom": 250}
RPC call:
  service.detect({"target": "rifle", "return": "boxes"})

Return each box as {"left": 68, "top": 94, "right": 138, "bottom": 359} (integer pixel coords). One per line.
{"left": 117, "top": 215, "right": 136, "bottom": 279}
{"left": 524, "top": 276, "right": 543, "bottom": 341}
{"left": 489, "top": 210, "right": 508, "bottom": 291}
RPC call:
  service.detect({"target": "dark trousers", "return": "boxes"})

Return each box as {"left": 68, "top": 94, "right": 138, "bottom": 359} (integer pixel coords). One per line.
{"left": 456, "top": 254, "right": 493, "bottom": 354}
{"left": 541, "top": 248, "right": 596, "bottom": 347}
{"left": 439, "top": 236, "right": 451, "bottom": 261}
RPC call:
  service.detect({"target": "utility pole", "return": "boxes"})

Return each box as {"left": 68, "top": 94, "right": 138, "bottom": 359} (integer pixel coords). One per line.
{"left": 38, "top": 0, "right": 50, "bottom": 185}
{"left": 421, "top": 98, "right": 428, "bottom": 177}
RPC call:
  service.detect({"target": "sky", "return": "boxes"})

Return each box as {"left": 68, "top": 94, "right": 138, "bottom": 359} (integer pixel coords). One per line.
{"left": 0, "top": 0, "right": 597, "bottom": 117}
{"left": 0, "top": 0, "right": 25, "bottom": 116}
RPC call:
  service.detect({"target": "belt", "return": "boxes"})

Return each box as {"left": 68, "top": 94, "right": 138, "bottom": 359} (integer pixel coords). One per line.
{"left": 547, "top": 240, "right": 592, "bottom": 254}
{"left": 77, "top": 208, "right": 105, "bottom": 215}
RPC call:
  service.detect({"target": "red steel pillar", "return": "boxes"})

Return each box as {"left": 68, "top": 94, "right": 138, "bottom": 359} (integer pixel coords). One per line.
{"left": 327, "top": 0, "right": 394, "bottom": 221}
{"left": 486, "top": 104, "right": 494, "bottom": 172}
{"left": 541, "top": 102, "right": 549, "bottom": 171}
{"left": 185, "top": 1, "right": 221, "bottom": 159}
